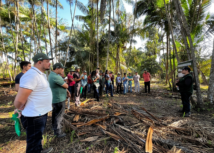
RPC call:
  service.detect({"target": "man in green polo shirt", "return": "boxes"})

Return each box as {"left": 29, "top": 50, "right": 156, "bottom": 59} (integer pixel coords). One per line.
{"left": 48, "top": 63, "right": 70, "bottom": 138}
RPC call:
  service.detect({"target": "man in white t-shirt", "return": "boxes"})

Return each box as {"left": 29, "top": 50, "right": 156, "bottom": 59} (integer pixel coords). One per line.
{"left": 133, "top": 71, "right": 140, "bottom": 92}
{"left": 14, "top": 53, "right": 53, "bottom": 153}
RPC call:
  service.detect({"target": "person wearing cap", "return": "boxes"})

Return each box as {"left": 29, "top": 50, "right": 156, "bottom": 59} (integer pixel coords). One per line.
{"left": 176, "top": 66, "right": 193, "bottom": 117}
{"left": 48, "top": 63, "right": 70, "bottom": 138}
{"left": 116, "top": 72, "right": 122, "bottom": 94}
{"left": 87, "top": 73, "right": 93, "bottom": 93}
{"left": 142, "top": 69, "right": 151, "bottom": 93}
{"left": 67, "top": 69, "right": 75, "bottom": 101}
{"left": 91, "top": 70, "right": 100, "bottom": 101}
{"left": 133, "top": 71, "right": 140, "bottom": 93}
{"left": 73, "top": 66, "right": 81, "bottom": 106}
{"left": 123, "top": 73, "right": 128, "bottom": 95}
{"left": 127, "top": 73, "right": 133, "bottom": 93}
{"left": 105, "top": 70, "right": 113, "bottom": 97}
{"left": 80, "top": 70, "right": 88, "bottom": 98}
{"left": 14, "top": 53, "right": 53, "bottom": 153}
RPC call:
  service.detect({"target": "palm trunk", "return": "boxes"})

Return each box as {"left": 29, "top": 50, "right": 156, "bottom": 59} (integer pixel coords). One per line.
{"left": 174, "top": 0, "right": 203, "bottom": 107}
{"left": 166, "top": 33, "right": 169, "bottom": 84}
{"left": 15, "top": 1, "right": 19, "bottom": 80}
{"left": 64, "top": 0, "right": 77, "bottom": 66}
{"left": 55, "top": 0, "right": 58, "bottom": 63}
{"left": 47, "top": 0, "right": 54, "bottom": 64}
{"left": 96, "top": 0, "right": 99, "bottom": 67}
{"left": 207, "top": 39, "right": 214, "bottom": 104}
{"left": 41, "top": 0, "right": 48, "bottom": 54}
{"left": 163, "top": 0, "right": 180, "bottom": 63}
{"left": 106, "top": 0, "right": 111, "bottom": 70}
{"left": 32, "top": 2, "right": 38, "bottom": 54}
{"left": 127, "top": 0, "right": 137, "bottom": 73}
{"left": 115, "top": 44, "right": 119, "bottom": 73}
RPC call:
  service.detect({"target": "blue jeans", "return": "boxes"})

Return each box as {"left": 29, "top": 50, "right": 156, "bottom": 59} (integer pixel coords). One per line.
{"left": 106, "top": 83, "right": 113, "bottom": 97}
{"left": 123, "top": 83, "right": 128, "bottom": 94}
{"left": 21, "top": 114, "right": 47, "bottom": 153}
{"left": 128, "top": 83, "right": 132, "bottom": 92}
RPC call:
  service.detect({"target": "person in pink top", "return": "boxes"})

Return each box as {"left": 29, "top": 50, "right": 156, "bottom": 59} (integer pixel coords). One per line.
{"left": 67, "top": 69, "right": 76, "bottom": 101}
{"left": 142, "top": 69, "right": 151, "bottom": 93}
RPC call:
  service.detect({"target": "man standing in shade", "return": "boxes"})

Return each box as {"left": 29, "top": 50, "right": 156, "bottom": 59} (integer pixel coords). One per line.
{"left": 73, "top": 66, "right": 81, "bottom": 107}
{"left": 15, "top": 61, "right": 31, "bottom": 91}
{"left": 14, "top": 53, "right": 53, "bottom": 153}
{"left": 80, "top": 70, "right": 88, "bottom": 98}
{"left": 127, "top": 73, "right": 133, "bottom": 93}
{"left": 116, "top": 73, "right": 122, "bottom": 94}
{"left": 48, "top": 63, "right": 70, "bottom": 138}
{"left": 142, "top": 69, "right": 151, "bottom": 93}
{"left": 176, "top": 66, "right": 193, "bottom": 117}
{"left": 123, "top": 73, "right": 128, "bottom": 95}
{"left": 133, "top": 71, "right": 140, "bottom": 93}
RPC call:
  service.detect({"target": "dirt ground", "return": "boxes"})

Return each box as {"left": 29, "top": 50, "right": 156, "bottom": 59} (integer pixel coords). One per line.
{"left": 0, "top": 81, "right": 214, "bottom": 153}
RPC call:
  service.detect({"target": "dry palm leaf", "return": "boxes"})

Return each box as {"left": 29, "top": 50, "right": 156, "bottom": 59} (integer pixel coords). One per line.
{"left": 146, "top": 127, "right": 153, "bottom": 153}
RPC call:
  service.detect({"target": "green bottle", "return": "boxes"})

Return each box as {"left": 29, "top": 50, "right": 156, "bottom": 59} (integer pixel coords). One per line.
{"left": 11, "top": 113, "right": 21, "bottom": 137}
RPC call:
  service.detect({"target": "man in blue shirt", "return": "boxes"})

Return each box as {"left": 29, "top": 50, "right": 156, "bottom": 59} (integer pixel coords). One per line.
{"left": 15, "top": 61, "right": 31, "bottom": 91}
{"left": 123, "top": 73, "right": 128, "bottom": 95}
{"left": 80, "top": 70, "right": 88, "bottom": 98}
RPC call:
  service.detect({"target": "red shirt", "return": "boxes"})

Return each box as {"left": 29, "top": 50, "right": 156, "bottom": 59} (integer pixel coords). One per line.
{"left": 143, "top": 72, "right": 150, "bottom": 82}
{"left": 67, "top": 74, "right": 75, "bottom": 86}
{"left": 87, "top": 75, "right": 93, "bottom": 84}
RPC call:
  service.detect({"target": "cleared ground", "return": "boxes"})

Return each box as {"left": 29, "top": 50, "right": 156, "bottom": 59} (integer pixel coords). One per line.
{"left": 0, "top": 81, "right": 214, "bottom": 153}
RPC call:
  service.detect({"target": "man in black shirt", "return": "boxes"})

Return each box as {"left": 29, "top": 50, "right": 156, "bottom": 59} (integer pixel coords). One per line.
{"left": 73, "top": 66, "right": 81, "bottom": 107}
{"left": 176, "top": 66, "right": 193, "bottom": 117}
{"left": 15, "top": 61, "right": 31, "bottom": 91}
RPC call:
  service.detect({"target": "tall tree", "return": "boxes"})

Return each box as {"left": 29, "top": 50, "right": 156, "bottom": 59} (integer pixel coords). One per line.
{"left": 173, "top": 0, "right": 203, "bottom": 107}
{"left": 106, "top": 0, "right": 111, "bottom": 69}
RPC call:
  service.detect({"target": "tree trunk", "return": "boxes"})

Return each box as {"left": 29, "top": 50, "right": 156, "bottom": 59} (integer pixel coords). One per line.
{"left": 41, "top": 0, "right": 47, "bottom": 54}
{"left": 174, "top": 0, "right": 203, "bottom": 107}
{"left": 14, "top": 0, "right": 19, "bottom": 80}
{"left": 163, "top": 0, "right": 180, "bottom": 63}
{"left": 106, "top": 0, "right": 111, "bottom": 70}
{"left": 166, "top": 33, "right": 169, "bottom": 84}
{"left": 55, "top": 0, "right": 58, "bottom": 63}
{"left": 115, "top": 44, "right": 119, "bottom": 73}
{"left": 96, "top": 0, "right": 99, "bottom": 67}
{"left": 47, "top": 0, "right": 54, "bottom": 64}
{"left": 64, "top": 0, "right": 77, "bottom": 66}
{"left": 207, "top": 39, "right": 214, "bottom": 104}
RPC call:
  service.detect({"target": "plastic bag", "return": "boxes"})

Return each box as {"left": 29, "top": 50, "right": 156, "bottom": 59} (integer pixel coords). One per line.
{"left": 80, "top": 86, "right": 83, "bottom": 94}
{"left": 11, "top": 113, "right": 21, "bottom": 137}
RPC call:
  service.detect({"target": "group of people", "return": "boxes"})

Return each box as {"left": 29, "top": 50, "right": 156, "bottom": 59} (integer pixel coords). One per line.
{"left": 12, "top": 52, "right": 193, "bottom": 153}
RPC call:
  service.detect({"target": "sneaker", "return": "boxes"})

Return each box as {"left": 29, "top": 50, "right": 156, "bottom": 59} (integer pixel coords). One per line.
{"left": 41, "top": 147, "right": 53, "bottom": 153}
{"left": 55, "top": 133, "right": 66, "bottom": 138}
{"left": 184, "top": 112, "right": 191, "bottom": 117}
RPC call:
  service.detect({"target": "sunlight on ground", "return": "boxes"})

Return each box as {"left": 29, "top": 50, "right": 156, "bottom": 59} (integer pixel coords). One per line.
{"left": 200, "top": 85, "right": 208, "bottom": 91}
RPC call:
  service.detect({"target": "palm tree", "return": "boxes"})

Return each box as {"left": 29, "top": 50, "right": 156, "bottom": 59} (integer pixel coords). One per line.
{"left": 106, "top": 0, "right": 111, "bottom": 70}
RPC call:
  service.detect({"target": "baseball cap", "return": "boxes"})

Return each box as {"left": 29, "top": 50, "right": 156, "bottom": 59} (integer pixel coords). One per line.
{"left": 32, "top": 53, "right": 53, "bottom": 63}
{"left": 83, "top": 70, "right": 87, "bottom": 73}
{"left": 144, "top": 69, "right": 147, "bottom": 71}
{"left": 182, "top": 66, "right": 190, "bottom": 72}
{"left": 70, "top": 69, "right": 75, "bottom": 72}
{"left": 118, "top": 72, "right": 121, "bottom": 75}
{"left": 53, "top": 63, "right": 65, "bottom": 69}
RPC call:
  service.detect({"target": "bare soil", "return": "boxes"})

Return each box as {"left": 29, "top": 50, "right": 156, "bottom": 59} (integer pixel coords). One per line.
{"left": 0, "top": 82, "right": 214, "bottom": 153}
